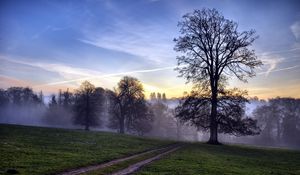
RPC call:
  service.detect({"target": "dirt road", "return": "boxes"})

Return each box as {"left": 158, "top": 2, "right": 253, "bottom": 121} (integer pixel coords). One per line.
{"left": 57, "top": 144, "right": 182, "bottom": 175}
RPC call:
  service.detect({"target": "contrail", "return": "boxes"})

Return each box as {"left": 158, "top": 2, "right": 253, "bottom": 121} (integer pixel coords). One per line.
{"left": 34, "top": 65, "right": 183, "bottom": 87}
{"left": 257, "top": 65, "right": 300, "bottom": 75}
{"left": 26, "top": 64, "right": 300, "bottom": 87}
{"left": 256, "top": 47, "right": 300, "bottom": 56}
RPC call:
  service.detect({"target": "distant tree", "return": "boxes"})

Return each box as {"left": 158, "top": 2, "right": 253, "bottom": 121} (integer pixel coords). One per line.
{"left": 0, "top": 89, "right": 9, "bottom": 117}
{"left": 253, "top": 98, "right": 300, "bottom": 146}
{"left": 6, "top": 87, "right": 23, "bottom": 105}
{"left": 0, "top": 89, "right": 9, "bottom": 107}
{"left": 174, "top": 8, "right": 262, "bottom": 144}
{"left": 44, "top": 94, "right": 59, "bottom": 125}
{"left": 73, "top": 81, "right": 105, "bottom": 131}
{"left": 38, "top": 91, "right": 44, "bottom": 105}
{"left": 6, "top": 87, "right": 41, "bottom": 105}
{"left": 62, "top": 89, "right": 73, "bottom": 109}
{"left": 176, "top": 88, "right": 260, "bottom": 138}
{"left": 106, "top": 90, "right": 121, "bottom": 131}
{"left": 149, "top": 101, "right": 169, "bottom": 137}
{"left": 157, "top": 93, "right": 162, "bottom": 100}
{"left": 253, "top": 104, "right": 280, "bottom": 144}
{"left": 58, "top": 89, "right": 63, "bottom": 106}
{"left": 44, "top": 90, "right": 75, "bottom": 126}
{"left": 1, "top": 87, "right": 43, "bottom": 123}
{"left": 128, "top": 99, "right": 153, "bottom": 135}
{"left": 279, "top": 98, "right": 300, "bottom": 145}
{"left": 49, "top": 95, "right": 57, "bottom": 108}
{"left": 108, "top": 76, "right": 151, "bottom": 134}
{"left": 150, "top": 92, "right": 156, "bottom": 101}
{"left": 162, "top": 93, "right": 167, "bottom": 102}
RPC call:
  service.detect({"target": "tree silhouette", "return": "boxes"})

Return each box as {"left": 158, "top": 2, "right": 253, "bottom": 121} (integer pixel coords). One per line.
{"left": 107, "top": 76, "right": 151, "bottom": 134}
{"left": 176, "top": 88, "right": 260, "bottom": 138}
{"left": 253, "top": 98, "right": 300, "bottom": 146}
{"left": 73, "top": 81, "right": 105, "bottom": 131}
{"left": 157, "top": 93, "right": 162, "bottom": 100}
{"left": 174, "top": 8, "right": 262, "bottom": 144}
{"left": 162, "top": 93, "right": 167, "bottom": 102}
{"left": 5, "top": 87, "right": 41, "bottom": 105}
{"left": 253, "top": 101, "right": 281, "bottom": 144}
{"left": 0, "top": 89, "right": 9, "bottom": 107}
{"left": 150, "top": 92, "right": 156, "bottom": 101}
{"left": 49, "top": 94, "right": 57, "bottom": 108}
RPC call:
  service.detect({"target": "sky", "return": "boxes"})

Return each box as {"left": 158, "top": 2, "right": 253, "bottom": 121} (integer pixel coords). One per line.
{"left": 0, "top": 0, "right": 300, "bottom": 99}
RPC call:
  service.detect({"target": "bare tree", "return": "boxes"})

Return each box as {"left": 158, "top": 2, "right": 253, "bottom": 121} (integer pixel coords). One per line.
{"left": 176, "top": 88, "right": 260, "bottom": 138}
{"left": 174, "top": 8, "right": 262, "bottom": 144}
{"left": 73, "top": 81, "right": 105, "bottom": 131}
{"left": 107, "top": 76, "right": 151, "bottom": 134}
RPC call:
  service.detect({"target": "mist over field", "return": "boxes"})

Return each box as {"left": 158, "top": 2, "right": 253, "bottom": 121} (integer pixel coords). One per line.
{"left": 1, "top": 89, "right": 299, "bottom": 149}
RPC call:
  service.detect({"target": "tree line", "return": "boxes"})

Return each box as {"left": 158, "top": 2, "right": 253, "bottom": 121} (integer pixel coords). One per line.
{"left": 1, "top": 83, "right": 299, "bottom": 147}
{"left": 0, "top": 76, "right": 182, "bottom": 137}
{"left": 253, "top": 98, "right": 300, "bottom": 146}
{"left": 45, "top": 76, "right": 153, "bottom": 134}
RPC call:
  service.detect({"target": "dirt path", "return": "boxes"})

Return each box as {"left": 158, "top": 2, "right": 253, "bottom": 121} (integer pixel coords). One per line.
{"left": 111, "top": 145, "right": 182, "bottom": 175}
{"left": 57, "top": 144, "right": 181, "bottom": 175}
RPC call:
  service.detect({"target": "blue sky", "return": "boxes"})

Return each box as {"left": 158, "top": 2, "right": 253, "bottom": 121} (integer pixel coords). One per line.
{"left": 1, "top": 0, "right": 300, "bottom": 98}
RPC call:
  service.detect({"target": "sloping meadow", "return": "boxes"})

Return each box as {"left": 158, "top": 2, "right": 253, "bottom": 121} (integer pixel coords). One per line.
{"left": 0, "top": 124, "right": 173, "bottom": 175}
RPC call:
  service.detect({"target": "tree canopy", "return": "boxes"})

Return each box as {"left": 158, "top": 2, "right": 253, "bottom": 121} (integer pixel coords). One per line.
{"left": 174, "top": 8, "right": 262, "bottom": 144}
{"left": 176, "top": 88, "right": 260, "bottom": 137}
{"left": 108, "top": 76, "right": 152, "bottom": 134}
{"left": 73, "top": 81, "right": 105, "bottom": 130}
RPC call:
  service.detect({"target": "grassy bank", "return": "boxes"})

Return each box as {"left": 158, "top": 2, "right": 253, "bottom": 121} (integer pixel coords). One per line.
{"left": 0, "top": 124, "right": 173, "bottom": 175}
{"left": 136, "top": 143, "right": 300, "bottom": 175}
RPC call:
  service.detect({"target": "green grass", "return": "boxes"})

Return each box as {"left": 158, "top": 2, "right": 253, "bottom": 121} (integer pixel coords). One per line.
{"left": 0, "top": 124, "right": 173, "bottom": 175}
{"left": 136, "top": 143, "right": 300, "bottom": 175}
{"left": 84, "top": 148, "right": 164, "bottom": 175}
{"left": 2, "top": 124, "right": 300, "bottom": 175}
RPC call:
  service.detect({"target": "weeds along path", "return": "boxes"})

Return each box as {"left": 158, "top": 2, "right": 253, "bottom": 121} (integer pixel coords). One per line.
{"left": 57, "top": 144, "right": 182, "bottom": 175}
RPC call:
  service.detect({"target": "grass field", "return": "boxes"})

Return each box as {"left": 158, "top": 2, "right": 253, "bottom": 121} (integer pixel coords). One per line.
{"left": 0, "top": 124, "right": 173, "bottom": 175}
{"left": 1, "top": 124, "right": 300, "bottom": 175}
{"left": 136, "top": 143, "right": 300, "bottom": 175}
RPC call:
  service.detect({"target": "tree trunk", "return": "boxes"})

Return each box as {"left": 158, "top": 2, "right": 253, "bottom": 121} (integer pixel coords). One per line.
{"left": 176, "top": 120, "right": 182, "bottom": 140}
{"left": 276, "top": 119, "right": 281, "bottom": 143}
{"left": 119, "top": 108, "right": 125, "bottom": 134}
{"left": 207, "top": 86, "right": 220, "bottom": 145}
{"left": 119, "top": 116, "right": 125, "bottom": 134}
{"left": 85, "top": 92, "right": 90, "bottom": 131}
{"left": 118, "top": 103, "right": 125, "bottom": 134}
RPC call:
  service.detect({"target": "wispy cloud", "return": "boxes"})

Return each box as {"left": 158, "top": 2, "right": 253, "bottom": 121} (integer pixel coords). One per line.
{"left": 0, "top": 75, "right": 75, "bottom": 94}
{"left": 31, "top": 25, "right": 68, "bottom": 39}
{"left": 0, "top": 56, "right": 104, "bottom": 80}
{"left": 78, "top": 15, "right": 176, "bottom": 64}
{"left": 257, "top": 64, "right": 300, "bottom": 75}
{"left": 259, "top": 54, "right": 285, "bottom": 76}
{"left": 35, "top": 65, "right": 183, "bottom": 87}
{"left": 1, "top": 56, "right": 183, "bottom": 87}
{"left": 257, "top": 47, "right": 300, "bottom": 56}
{"left": 291, "top": 21, "right": 300, "bottom": 40}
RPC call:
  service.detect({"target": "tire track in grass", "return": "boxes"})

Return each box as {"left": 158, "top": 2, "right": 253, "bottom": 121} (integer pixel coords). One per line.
{"left": 111, "top": 145, "right": 183, "bottom": 175}
{"left": 57, "top": 144, "right": 180, "bottom": 175}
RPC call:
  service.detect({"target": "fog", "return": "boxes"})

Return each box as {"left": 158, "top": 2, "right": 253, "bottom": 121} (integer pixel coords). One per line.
{"left": 0, "top": 104, "right": 46, "bottom": 126}
{"left": 0, "top": 88, "right": 299, "bottom": 149}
